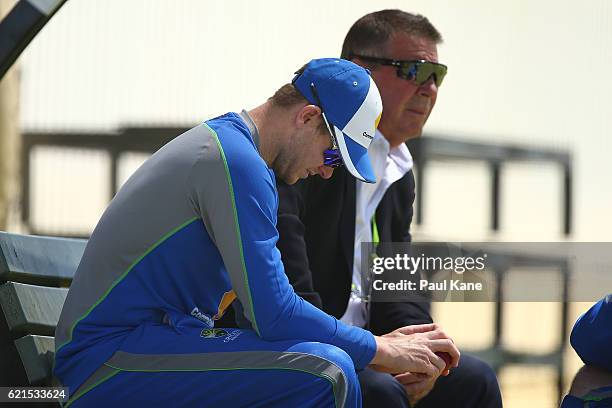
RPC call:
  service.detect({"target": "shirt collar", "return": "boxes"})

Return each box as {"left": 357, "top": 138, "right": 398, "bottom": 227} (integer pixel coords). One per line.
{"left": 374, "top": 129, "right": 413, "bottom": 174}
{"left": 238, "top": 109, "right": 260, "bottom": 150}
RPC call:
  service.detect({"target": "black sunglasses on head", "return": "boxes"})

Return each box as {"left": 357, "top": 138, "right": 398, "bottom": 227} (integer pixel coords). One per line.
{"left": 349, "top": 54, "right": 447, "bottom": 87}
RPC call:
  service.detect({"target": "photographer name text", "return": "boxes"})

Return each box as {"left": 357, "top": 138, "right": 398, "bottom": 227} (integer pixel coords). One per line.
{"left": 372, "top": 279, "right": 483, "bottom": 292}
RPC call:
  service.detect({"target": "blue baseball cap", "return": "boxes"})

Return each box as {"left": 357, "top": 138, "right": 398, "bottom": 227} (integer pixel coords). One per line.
{"left": 292, "top": 58, "right": 383, "bottom": 183}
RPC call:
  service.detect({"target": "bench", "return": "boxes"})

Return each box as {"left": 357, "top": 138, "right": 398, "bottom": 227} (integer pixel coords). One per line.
{"left": 0, "top": 231, "right": 86, "bottom": 389}
{"left": 0, "top": 230, "right": 572, "bottom": 403}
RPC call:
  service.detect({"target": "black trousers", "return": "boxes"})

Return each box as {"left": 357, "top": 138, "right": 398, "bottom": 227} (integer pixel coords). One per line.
{"left": 359, "top": 354, "right": 503, "bottom": 408}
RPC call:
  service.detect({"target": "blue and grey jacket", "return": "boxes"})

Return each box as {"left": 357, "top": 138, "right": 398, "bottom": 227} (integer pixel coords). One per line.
{"left": 54, "top": 111, "right": 377, "bottom": 392}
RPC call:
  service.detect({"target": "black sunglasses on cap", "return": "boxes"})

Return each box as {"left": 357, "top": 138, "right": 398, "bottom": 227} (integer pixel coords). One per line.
{"left": 349, "top": 54, "right": 447, "bottom": 87}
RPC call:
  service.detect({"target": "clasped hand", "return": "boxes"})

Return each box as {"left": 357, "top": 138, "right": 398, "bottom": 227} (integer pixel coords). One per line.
{"left": 370, "top": 323, "right": 460, "bottom": 405}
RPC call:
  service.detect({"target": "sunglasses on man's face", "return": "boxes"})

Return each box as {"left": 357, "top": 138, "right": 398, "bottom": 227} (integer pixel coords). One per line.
{"left": 308, "top": 83, "right": 343, "bottom": 168}
{"left": 350, "top": 54, "right": 447, "bottom": 87}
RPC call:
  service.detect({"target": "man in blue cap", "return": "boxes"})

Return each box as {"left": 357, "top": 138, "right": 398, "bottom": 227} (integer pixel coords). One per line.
{"left": 54, "top": 58, "right": 459, "bottom": 407}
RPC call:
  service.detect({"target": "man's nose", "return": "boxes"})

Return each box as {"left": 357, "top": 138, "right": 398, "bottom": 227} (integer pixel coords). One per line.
{"left": 418, "top": 76, "right": 438, "bottom": 97}
{"left": 318, "top": 165, "right": 334, "bottom": 179}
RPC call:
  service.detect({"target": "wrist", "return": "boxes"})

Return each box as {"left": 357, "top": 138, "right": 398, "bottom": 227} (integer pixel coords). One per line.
{"left": 371, "top": 336, "right": 389, "bottom": 366}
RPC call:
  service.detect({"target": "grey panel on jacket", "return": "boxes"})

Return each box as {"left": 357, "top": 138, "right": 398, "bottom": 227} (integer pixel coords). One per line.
{"left": 55, "top": 124, "right": 228, "bottom": 350}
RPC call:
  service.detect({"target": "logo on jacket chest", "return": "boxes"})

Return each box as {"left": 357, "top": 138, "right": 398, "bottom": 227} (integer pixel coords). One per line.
{"left": 191, "top": 306, "right": 214, "bottom": 327}
{"left": 200, "top": 328, "right": 229, "bottom": 338}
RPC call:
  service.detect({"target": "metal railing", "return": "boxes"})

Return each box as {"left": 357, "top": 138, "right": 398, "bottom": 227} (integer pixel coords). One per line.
{"left": 21, "top": 129, "right": 573, "bottom": 238}
{"left": 407, "top": 135, "right": 572, "bottom": 235}
{"left": 21, "top": 127, "right": 186, "bottom": 236}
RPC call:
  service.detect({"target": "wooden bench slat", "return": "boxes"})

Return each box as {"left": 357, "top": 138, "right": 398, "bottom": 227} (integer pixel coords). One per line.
{"left": 0, "top": 282, "right": 67, "bottom": 336}
{"left": 0, "top": 231, "right": 86, "bottom": 286}
{"left": 15, "top": 335, "right": 55, "bottom": 385}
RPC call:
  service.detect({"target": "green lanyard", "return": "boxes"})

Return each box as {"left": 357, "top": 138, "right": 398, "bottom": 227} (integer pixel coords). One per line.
{"left": 371, "top": 216, "right": 379, "bottom": 246}
{"left": 354, "top": 217, "right": 380, "bottom": 294}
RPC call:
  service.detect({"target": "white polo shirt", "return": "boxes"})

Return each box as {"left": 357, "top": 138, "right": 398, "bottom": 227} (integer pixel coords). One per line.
{"left": 340, "top": 129, "right": 413, "bottom": 328}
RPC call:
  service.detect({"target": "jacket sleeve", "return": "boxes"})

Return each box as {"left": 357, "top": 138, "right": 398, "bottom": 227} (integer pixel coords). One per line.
{"left": 275, "top": 180, "right": 324, "bottom": 309}
{"left": 189, "top": 125, "right": 376, "bottom": 369}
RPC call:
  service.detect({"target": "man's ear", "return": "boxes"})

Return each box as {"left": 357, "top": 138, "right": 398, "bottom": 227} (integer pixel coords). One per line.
{"left": 349, "top": 56, "right": 365, "bottom": 68}
{"left": 296, "top": 104, "right": 322, "bottom": 129}
{"left": 350, "top": 57, "right": 372, "bottom": 69}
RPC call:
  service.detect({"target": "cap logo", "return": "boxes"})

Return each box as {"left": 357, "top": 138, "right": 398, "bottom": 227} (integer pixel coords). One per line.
{"left": 341, "top": 76, "right": 382, "bottom": 148}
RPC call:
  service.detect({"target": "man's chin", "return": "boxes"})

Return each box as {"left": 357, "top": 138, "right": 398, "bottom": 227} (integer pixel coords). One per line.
{"left": 385, "top": 128, "right": 423, "bottom": 147}
{"left": 406, "top": 129, "right": 424, "bottom": 140}
{"left": 279, "top": 174, "right": 300, "bottom": 185}
{"left": 401, "top": 121, "right": 426, "bottom": 140}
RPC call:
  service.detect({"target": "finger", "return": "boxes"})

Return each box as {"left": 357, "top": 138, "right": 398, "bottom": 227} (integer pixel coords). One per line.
{"left": 429, "top": 351, "right": 447, "bottom": 373}
{"left": 428, "top": 339, "right": 461, "bottom": 367}
{"left": 369, "top": 364, "right": 396, "bottom": 374}
{"left": 435, "top": 352, "right": 453, "bottom": 370}
{"left": 405, "top": 381, "right": 432, "bottom": 395}
{"left": 394, "top": 372, "right": 427, "bottom": 385}
{"left": 411, "top": 356, "right": 439, "bottom": 378}
{"left": 422, "top": 329, "right": 451, "bottom": 341}
{"left": 395, "top": 323, "right": 439, "bottom": 336}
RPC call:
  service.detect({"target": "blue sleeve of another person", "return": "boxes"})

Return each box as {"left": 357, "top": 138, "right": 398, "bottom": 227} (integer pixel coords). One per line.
{"left": 570, "top": 294, "right": 612, "bottom": 371}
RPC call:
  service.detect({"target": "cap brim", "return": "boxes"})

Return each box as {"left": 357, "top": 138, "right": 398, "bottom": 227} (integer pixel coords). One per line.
{"left": 334, "top": 125, "right": 376, "bottom": 183}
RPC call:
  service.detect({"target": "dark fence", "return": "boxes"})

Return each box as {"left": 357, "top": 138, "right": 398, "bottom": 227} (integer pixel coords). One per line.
{"left": 21, "top": 128, "right": 572, "bottom": 238}
{"left": 407, "top": 135, "right": 572, "bottom": 235}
